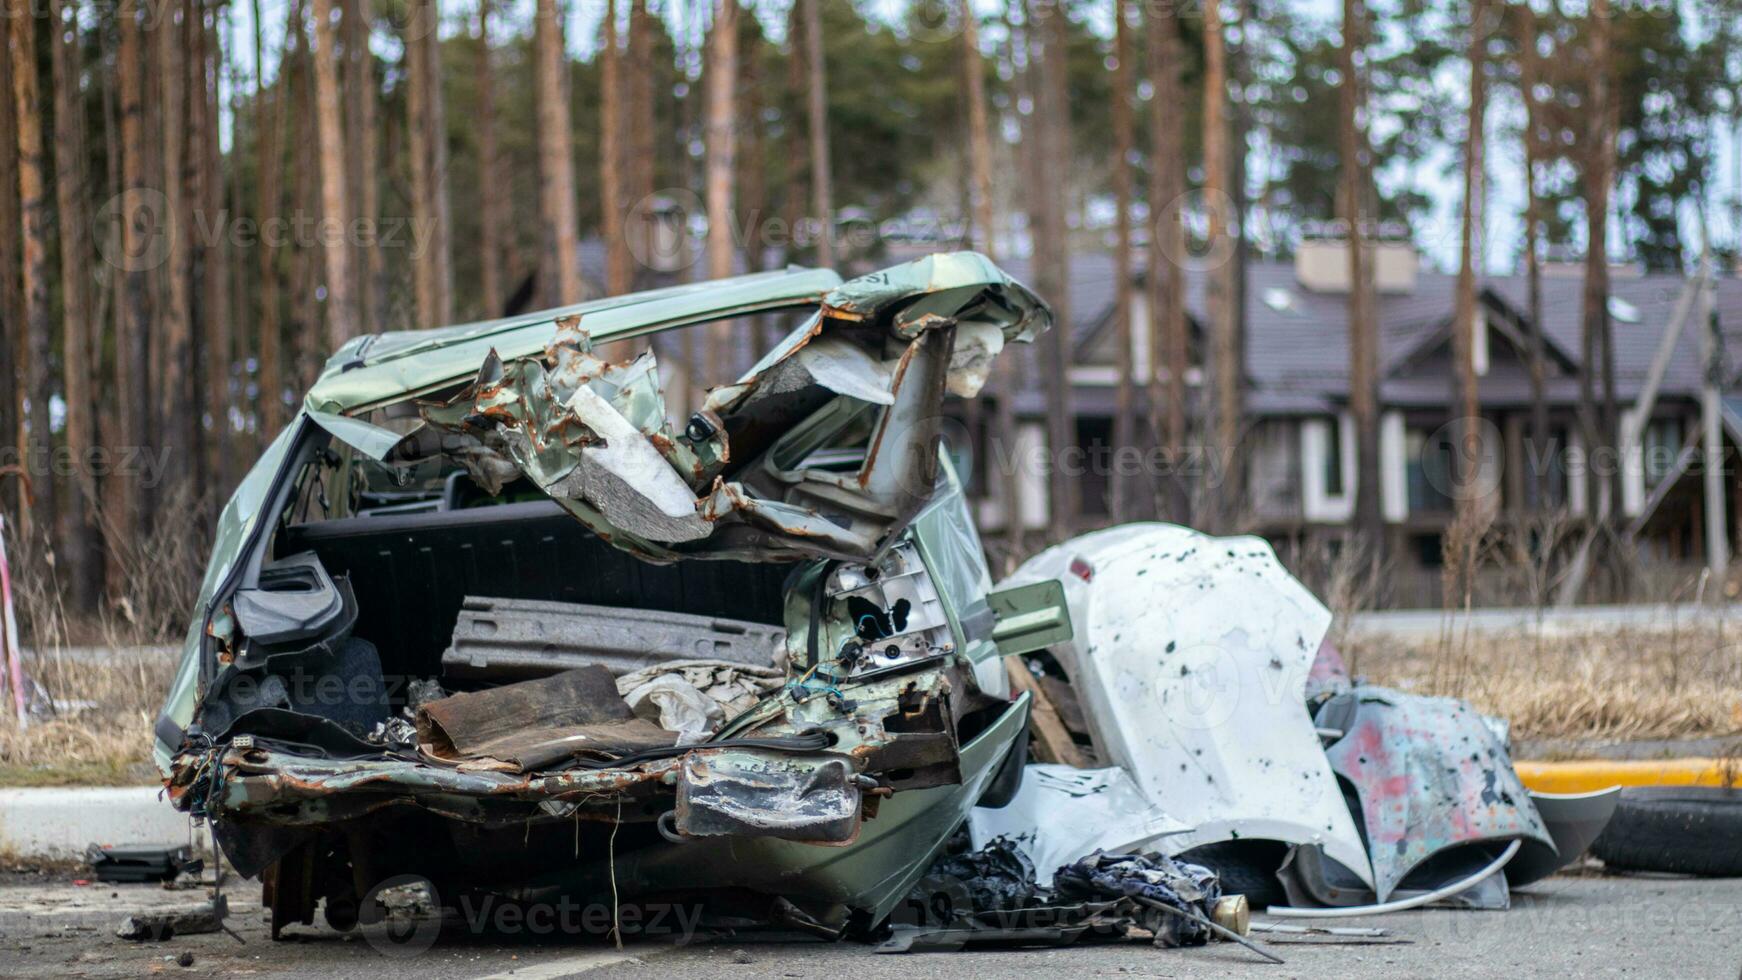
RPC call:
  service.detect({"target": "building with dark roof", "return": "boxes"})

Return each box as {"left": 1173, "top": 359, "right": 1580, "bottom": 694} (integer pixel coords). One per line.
{"left": 970, "top": 241, "right": 1742, "bottom": 603}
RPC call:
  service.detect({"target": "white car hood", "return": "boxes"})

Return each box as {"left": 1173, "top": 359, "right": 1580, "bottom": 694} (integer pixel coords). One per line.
{"left": 1003, "top": 523, "right": 1376, "bottom": 891}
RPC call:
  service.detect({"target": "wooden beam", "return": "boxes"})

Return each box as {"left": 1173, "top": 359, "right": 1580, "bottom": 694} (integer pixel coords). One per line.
{"left": 1004, "top": 657, "right": 1088, "bottom": 768}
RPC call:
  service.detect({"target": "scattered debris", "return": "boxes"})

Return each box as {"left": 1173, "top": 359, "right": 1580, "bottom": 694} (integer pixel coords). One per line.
{"left": 969, "top": 765, "right": 1188, "bottom": 885}
{"left": 914, "top": 835, "right": 1041, "bottom": 915}
{"left": 115, "top": 896, "right": 228, "bottom": 942}
{"left": 1054, "top": 852, "right": 1223, "bottom": 948}
{"left": 85, "top": 845, "right": 203, "bottom": 885}
{"left": 996, "top": 523, "right": 1622, "bottom": 920}
{"left": 891, "top": 840, "right": 1282, "bottom": 963}
{"left": 1251, "top": 921, "right": 1389, "bottom": 937}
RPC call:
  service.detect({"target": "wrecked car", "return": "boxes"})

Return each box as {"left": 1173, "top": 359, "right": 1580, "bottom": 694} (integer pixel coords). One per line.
{"left": 153, "top": 252, "right": 1073, "bottom": 939}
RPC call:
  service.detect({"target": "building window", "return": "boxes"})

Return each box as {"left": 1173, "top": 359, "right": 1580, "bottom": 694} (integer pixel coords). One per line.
{"left": 1644, "top": 418, "right": 1683, "bottom": 487}
{"left": 1406, "top": 426, "right": 1455, "bottom": 514}
{"left": 1522, "top": 425, "right": 1572, "bottom": 510}
{"left": 1324, "top": 417, "right": 1345, "bottom": 496}
{"left": 1412, "top": 533, "right": 1445, "bottom": 567}
{"left": 1075, "top": 416, "right": 1114, "bottom": 519}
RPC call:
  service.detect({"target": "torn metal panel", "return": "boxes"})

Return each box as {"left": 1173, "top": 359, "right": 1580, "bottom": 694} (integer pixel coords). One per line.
{"left": 1001, "top": 524, "right": 1377, "bottom": 892}
{"left": 674, "top": 748, "right": 863, "bottom": 844}
{"left": 1316, "top": 686, "right": 1554, "bottom": 903}
{"left": 416, "top": 666, "right": 674, "bottom": 773}
{"left": 401, "top": 252, "right": 1048, "bottom": 565}
{"left": 440, "top": 596, "right": 785, "bottom": 684}
{"left": 969, "top": 765, "right": 1192, "bottom": 887}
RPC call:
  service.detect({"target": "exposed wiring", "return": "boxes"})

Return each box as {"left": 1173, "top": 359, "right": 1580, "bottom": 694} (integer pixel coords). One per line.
{"left": 608, "top": 797, "right": 624, "bottom": 950}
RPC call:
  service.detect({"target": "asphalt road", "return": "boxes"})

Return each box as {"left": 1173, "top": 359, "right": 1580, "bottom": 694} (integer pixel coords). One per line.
{"left": 1, "top": 871, "right": 1738, "bottom": 979}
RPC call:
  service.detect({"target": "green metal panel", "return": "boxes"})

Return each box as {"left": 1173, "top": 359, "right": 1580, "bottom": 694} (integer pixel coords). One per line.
{"left": 988, "top": 579, "right": 1074, "bottom": 657}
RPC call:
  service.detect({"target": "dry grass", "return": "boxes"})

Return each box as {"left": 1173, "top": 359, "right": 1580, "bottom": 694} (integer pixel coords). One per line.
{"left": 0, "top": 653, "right": 175, "bottom": 786}
{"left": 1345, "top": 622, "right": 1742, "bottom": 742}
{"left": 0, "top": 487, "right": 209, "bottom": 786}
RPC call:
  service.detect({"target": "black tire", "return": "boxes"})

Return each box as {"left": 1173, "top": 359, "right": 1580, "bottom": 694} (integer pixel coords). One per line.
{"left": 1178, "top": 840, "right": 1290, "bottom": 910}
{"left": 1590, "top": 786, "right": 1742, "bottom": 877}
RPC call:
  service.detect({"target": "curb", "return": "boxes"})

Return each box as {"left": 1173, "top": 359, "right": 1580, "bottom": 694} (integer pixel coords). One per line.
{"left": 0, "top": 786, "right": 196, "bottom": 861}
{"left": 1515, "top": 758, "right": 1739, "bottom": 794}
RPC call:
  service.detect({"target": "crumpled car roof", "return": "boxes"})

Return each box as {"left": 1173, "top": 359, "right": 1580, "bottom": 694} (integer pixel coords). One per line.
{"left": 305, "top": 252, "right": 1049, "bottom": 416}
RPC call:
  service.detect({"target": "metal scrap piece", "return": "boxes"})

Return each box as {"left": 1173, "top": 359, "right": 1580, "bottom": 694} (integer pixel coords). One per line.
{"left": 416, "top": 666, "right": 674, "bottom": 773}
{"left": 1318, "top": 686, "right": 1554, "bottom": 903}
{"left": 441, "top": 596, "right": 785, "bottom": 684}
{"left": 674, "top": 748, "right": 862, "bottom": 844}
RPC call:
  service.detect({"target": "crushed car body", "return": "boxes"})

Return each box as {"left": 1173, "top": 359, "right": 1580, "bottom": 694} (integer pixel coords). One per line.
{"left": 990, "top": 524, "right": 1592, "bottom": 914}
{"left": 154, "top": 253, "right": 1073, "bottom": 937}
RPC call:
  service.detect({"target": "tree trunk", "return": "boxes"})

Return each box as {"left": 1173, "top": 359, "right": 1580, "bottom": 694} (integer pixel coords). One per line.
{"left": 1035, "top": 0, "right": 1076, "bottom": 537}
{"left": 158, "top": 0, "right": 196, "bottom": 503}
{"left": 98, "top": 22, "right": 126, "bottom": 593}
{"left": 1517, "top": 4, "right": 1550, "bottom": 509}
{"left": 780, "top": 1, "right": 807, "bottom": 270}
{"left": 802, "top": 0, "right": 832, "bottom": 266}
{"left": 534, "top": 0, "right": 582, "bottom": 307}
{"left": 1148, "top": 3, "right": 1189, "bottom": 523}
{"left": 475, "top": 0, "right": 505, "bottom": 313}
{"left": 1110, "top": 0, "right": 1136, "bottom": 522}
{"left": 1202, "top": 0, "right": 1239, "bottom": 531}
{"left": 286, "top": 0, "right": 319, "bottom": 389}
{"left": 405, "top": 0, "right": 452, "bottom": 325}
{"left": 599, "top": 0, "right": 630, "bottom": 297}
{"left": 115, "top": 0, "right": 151, "bottom": 554}
{"left": 0, "top": 11, "right": 22, "bottom": 521}
{"left": 51, "top": 0, "right": 99, "bottom": 606}
{"left": 736, "top": 14, "right": 769, "bottom": 350}
{"left": 312, "top": 0, "right": 355, "bottom": 349}
{"left": 1588, "top": 0, "right": 1621, "bottom": 522}
{"left": 342, "top": 0, "right": 381, "bottom": 328}
{"left": 9, "top": 0, "right": 57, "bottom": 544}
{"left": 254, "top": 0, "right": 291, "bottom": 438}
{"left": 704, "top": 0, "right": 738, "bottom": 378}
{"left": 962, "top": 0, "right": 994, "bottom": 255}
{"left": 197, "top": 0, "right": 233, "bottom": 497}
{"left": 627, "top": 0, "right": 655, "bottom": 288}
{"left": 1343, "top": 0, "right": 1382, "bottom": 545}
{"left": 1452, "top": 0, "right": 1487, "bottom": 520}
{"left": 963, "top": 0, "right": 1018, "bottom": 552}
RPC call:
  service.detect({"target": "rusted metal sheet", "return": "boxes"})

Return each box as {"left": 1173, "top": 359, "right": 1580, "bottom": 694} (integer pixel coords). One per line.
{"left": 417, "top": 666, "right": 674, "bottom": 772}
{"left": 674, "top": 748, "right": 863, "bottom": 844}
